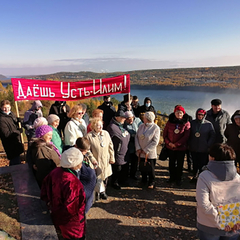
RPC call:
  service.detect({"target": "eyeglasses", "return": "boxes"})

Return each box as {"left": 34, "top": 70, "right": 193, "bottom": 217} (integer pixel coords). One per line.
{"left": 197, "top": 114, "right": 204, "bottom": 116}
{"left": 77, "top": 112, "right": 84, "bottom": 115}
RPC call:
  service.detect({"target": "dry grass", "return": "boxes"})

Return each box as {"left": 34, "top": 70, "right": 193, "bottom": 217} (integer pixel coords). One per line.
{"left": 0, "top": 173, "right": 21, "bottom": 240}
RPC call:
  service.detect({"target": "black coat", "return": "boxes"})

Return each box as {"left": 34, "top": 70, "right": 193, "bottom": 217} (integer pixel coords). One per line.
{"left": 0, "top": 111, "right": 23, "bottom": 159}
{"left": 49, "top": 102, "right": 70, "bottom": 132}
{"left": 98, "top": 102, "right": 116, "bottom": 129}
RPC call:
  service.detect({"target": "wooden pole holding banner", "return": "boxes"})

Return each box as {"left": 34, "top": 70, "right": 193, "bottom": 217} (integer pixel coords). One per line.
{"left": 14, "top": 101, "right": 26, "bottom": 160}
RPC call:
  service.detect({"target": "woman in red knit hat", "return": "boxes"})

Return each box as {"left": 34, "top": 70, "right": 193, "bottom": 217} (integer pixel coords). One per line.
{"left": 163, "top": 105, "right": 191, "bottom": 186}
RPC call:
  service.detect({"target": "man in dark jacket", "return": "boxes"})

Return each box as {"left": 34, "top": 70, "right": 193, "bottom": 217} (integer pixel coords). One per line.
{"left": 206, "top": 99, "right": 231, "bottom": 144}
{"left": 107, "top": 110, "right": 130, "bottom": 190}
{"left": 131, "top": 95, "right": 141, "bottom": 117}
{"left": 98, "top": 95, "right": 116, "bottom": 129}
{"left": 0, "top": 100, "right": 24, "bottom": 165}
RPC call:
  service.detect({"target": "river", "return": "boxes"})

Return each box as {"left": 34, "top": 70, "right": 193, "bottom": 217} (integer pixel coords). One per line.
{"left": 113, "top": 89, "right": 240, "bottom": 118}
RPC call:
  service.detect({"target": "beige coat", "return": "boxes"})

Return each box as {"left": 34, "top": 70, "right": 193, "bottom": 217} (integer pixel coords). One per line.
{"left": 86, "top": 130, "right": 115, "bottom": 180}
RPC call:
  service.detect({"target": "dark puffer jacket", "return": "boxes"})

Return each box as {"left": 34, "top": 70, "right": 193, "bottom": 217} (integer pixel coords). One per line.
{"left": 163, "top": 112, "right": 190, "bottom": 151}
{"left": 188, "top": 108, "right": 215, "bottom": 153}
{"left": 224, "top": 110, "right": 240, "bottom": 163}
{"left": 0, "top": 111, "right": 23, "bottom": 159}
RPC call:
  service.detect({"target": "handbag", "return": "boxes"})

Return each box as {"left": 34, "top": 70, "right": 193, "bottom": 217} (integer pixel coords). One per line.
{"left": 159, "top": 144, "right": 169, "bottom": 161}
{"left": 138, "top": 153, "right": 152, "bottom": 173}
{"left": 217, "top": 202, "right": 240, "bottom": 229}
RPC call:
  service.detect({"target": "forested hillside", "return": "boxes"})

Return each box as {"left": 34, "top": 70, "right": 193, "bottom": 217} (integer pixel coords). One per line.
{"left": 3, "top": 65, "right": 240, "bottom": 90}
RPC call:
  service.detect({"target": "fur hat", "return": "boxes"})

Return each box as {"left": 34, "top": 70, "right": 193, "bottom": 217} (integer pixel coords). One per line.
{"left": 35, "top": 125, "right": 53, "bottom": 138}
{"left": 33, "top": 117, "right": 48, "bottom": 129}
{"left": 60, "top": 147, "right": 83, "bottom": 168}
{"left": 144, "top": 111, "right": 155, "bottom": 123}
{"left": 47, "top": 114, "right": 60, "bottom": 124}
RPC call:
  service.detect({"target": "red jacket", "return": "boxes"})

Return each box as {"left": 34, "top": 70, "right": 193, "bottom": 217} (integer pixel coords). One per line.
{"left": 163, "top": 113, "right": 190, "bottom": 151}
{"left": 41, "top": 167, "right": 86, "bottom": 239}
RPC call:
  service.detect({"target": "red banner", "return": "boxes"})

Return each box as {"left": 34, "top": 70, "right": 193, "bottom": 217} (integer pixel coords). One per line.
{"left": 11, "top": 75, "right": 130, "bottom": 101}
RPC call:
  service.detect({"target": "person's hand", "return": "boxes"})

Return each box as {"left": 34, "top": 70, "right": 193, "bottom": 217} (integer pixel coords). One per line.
{"left": 136, "top": 149, "right": 142, "bottom": 156}
{"left": 18, "top": 128, "right": 23, "bottom": 133}
{"left": 169, "top": 143, "right": 176, "bottom": 149}
{"left": 224, "top": 225, "right": 232, "bottom": 232}
{"left": 62, "top": 106, "right": 66, "bottom": 112}
{"left": 142, "top": 150, "right": 147, "bottom": 156}
{"left": 233, "top": 223, "right": 240, "bottom": 232}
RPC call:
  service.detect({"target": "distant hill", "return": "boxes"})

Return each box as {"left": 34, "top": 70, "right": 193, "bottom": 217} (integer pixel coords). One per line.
{"left": 19, "top": 65, "right": 240, "bottom": 91}
{"left": 0, "top": 74, "right": 8, "bottom": 80}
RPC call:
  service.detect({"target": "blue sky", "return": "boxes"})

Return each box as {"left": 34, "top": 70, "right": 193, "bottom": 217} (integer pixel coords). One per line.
{"left": 1, "top": 0, "right": 240, "bottom": 76}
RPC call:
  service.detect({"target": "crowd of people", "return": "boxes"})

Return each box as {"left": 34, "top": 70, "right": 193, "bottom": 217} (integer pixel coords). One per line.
{"left": 0, "top": 95, "right": 240, "bottom": 239}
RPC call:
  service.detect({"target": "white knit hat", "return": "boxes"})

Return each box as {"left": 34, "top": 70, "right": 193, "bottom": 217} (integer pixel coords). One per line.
{"left": 47, "top": 114, "right": 60, "bottom": 124}
{"left": 144, "top": 112, "right": 155, "bottom": 123}
{"left": 61, "top": 147, "right": 83, "bottom": 168}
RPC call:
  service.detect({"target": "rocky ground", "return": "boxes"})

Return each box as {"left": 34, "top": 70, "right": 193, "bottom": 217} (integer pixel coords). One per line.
{"left": 86, "top": 159, "right": 198, "bottom": 240}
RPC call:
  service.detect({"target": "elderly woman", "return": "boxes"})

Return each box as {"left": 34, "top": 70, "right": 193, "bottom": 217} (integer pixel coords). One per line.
{"left": 135, "top": 111, "right": 160, "bottom": 189}
{"left": 196, "top": 143, "right": 240, "bottom": 240}
{"left": 33, "top": 117, "right": 48, "bottom": 129}
{"left": 224, "top": 110, "right": 240, "bottom": 167}
{"left": 41, "top": 147, "right": 86, "bottom": 240}
{"left": 64, "top": 104, "right": 87, "bottom": 146}
{"left": 87, "top": 108, "right": 104, "bottom": 133}
{"left": 163, "top": 105, "right": 190, "bottom": 186}
{"left": 28, "top": 125, "right": 60, "bottom": 187}
{"left": 86, "top": 118, "right": 115, "bottom": 199}
{"left": 47, "top": 114, "right": 63, "bottom": 154}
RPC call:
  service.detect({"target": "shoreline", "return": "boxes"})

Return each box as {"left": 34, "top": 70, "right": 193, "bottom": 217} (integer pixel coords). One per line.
{"left": 131, "top": 84, "right": 239, "bottom": 93}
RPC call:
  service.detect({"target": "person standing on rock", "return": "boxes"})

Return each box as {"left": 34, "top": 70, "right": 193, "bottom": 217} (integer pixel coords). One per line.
{"left": 206, "top": 99, "right": 231, "bottom": 144}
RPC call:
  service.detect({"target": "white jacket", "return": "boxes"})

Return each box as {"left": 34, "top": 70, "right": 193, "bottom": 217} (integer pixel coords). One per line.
{"left": 196, "top": 160, "right": 240, "bottom": 236}
{"left": 64, "top": 118, "right": 87, "bottom": 146}
{"left": 135, "top": 122, "right": 160, "bottom": 159}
